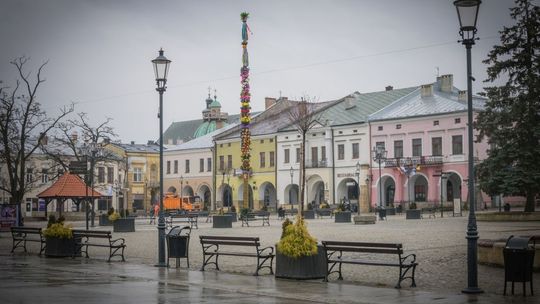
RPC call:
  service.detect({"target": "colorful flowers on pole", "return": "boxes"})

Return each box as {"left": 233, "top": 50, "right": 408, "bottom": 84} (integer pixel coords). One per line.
{"left": 240, "top": 12, "right": 252, "bottom": 175}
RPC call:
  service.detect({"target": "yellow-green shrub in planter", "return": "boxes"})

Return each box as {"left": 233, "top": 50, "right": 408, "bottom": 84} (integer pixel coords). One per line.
{"left": 43, "top": 223, "right": 77, "bottom": 257}
{"left": 275, "top": 216, "right": 325, "bottom": 279}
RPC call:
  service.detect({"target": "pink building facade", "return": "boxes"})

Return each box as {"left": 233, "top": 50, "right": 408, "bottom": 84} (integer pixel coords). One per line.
{"left": 367, "top": 75, "right": 488, "bottom": 209}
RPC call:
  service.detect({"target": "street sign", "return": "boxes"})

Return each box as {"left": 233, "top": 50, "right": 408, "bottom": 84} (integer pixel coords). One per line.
{"left": 69, "top": 161, "right": 87, "bottom": 175}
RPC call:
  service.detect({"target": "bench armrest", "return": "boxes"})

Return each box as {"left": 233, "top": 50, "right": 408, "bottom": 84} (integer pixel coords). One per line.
{"left": 258, "top": 246, "right": 274, "bottom": 256}
{"left": 202, "top": 243, "right": 219, "bottom": 252}
{"left": 111, "top": 238, "right": 126, "bottom": 246}
{"left": 400, "top": 253, "right": 416, "bottom": 264}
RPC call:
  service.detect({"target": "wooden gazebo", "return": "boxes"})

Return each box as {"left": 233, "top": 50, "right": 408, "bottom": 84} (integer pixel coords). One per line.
{"left": 37, "top": 173, "right": 110, "bottom": 217}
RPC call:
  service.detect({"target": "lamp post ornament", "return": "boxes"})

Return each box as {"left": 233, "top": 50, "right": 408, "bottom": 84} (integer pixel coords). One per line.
{"left": 240, "top": 12, "right": 252, "bottom": 210}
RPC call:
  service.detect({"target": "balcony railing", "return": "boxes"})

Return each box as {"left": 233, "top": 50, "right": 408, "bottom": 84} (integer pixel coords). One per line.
{"left": 305, "top": 158, "right": 328, "bottom": 169}
{"left": 384, "top": 156, "right": 443, "bottom": 168}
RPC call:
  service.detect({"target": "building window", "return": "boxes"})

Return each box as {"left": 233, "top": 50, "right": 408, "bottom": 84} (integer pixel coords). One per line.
{"left": 433, "top": 120, "right": 439, "bottom": 126}
{"left": 107, "top": 167, "right": 114, "bottom": 183}
{"left": 41, "top": 168, "right": 49, "bottom": 184}
{"left": 174, "top": 160, "right": 178, "bottom": 174}
{"left": 377, "top": 126, "right": 383, "bottom": 131}
{"left": 228, "top": 143, "right": 231, "bottom": 147}
{"left": 321, "top": 146, "right": 326, "bottom": 162}
{"left": 338, "top": 144, "right": 344, "bottom": 160}
{"left": 394, "top": 140, "right": 403, "bottom": 158}
{"left": 219, "top": 156, "right": 224, "bottom": 171}
{"left": 269, "top": 151, "right": 275, "bottom": 167}
{"left": 452, "top": 135, "right": 463, "bottom": 155}
{"left": 207, "top": 158, "right": 212, "bottom": 172}
{"left": 455, "top": 118, "right": 461, "bottom": 124}
{"left": 296, "top": 148, "right": 301, "bottom": 163}
{"left": 396, "top": 124, "right": 401, "bottom": 129}
{"left": 166, "top": 161, "right": 171, "bottom": 174}
{"left": 185, "top": 160, "right": 190, "bottom": 173}
{"left": 412, "top": 138, "right": 422, "bottom": 157}
{"left": 26, "top": 168, "right": 34, "bottom": 183}
{"left": 353, "top": 129, "right": 358, "bottom": 133}
{"left": 352, "top": 143, "right": 359, "bottom": 159}
{"left": 260, "top": 140, "right": 264, "bottom": 143}
{"left": 260, "top": 152, "right": 266, "bottom": 168}
{"left": 269, "top": 138, "right": 273, "bottom": 143}
{"left": 200, "top": 158, "right": 204, "bottom": 172}
{"left": 133, "top": 168, "right": 142, "bottom": 182}
{"left": 284, "top": 149, "right": 290, "bottom": 164}
{"left": 375, "top": 141, "right": 385, "bottom": 151}
{"left": 432, "top": 137, "right": 442, "bottom": 156}
{"left": 98, "top": 167, "right": 105, "bottom": 183}
{"left": 227, "top": 155, "right": 232, "bottom": 169}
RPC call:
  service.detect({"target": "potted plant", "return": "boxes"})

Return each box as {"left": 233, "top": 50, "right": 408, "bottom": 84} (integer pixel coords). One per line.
{"left": 406, "top": 202, "right": 421, "bottom": 220}
{"left": 386, "top": 203, "right": 396, "bottom": 216}
{"left": 43, "top": 215, "right": 77, "bottom": 257}
{"left": 99, "top": 207, "right": 114, "bottom": 226}
{"left": 302, "top": 202, "right": 315, "bottom": 219}
{"left": 225, "top": 205, "right": 238, "bottom": 222}
{"left": 334, "top": 203, "right": 352, "bottom": 223}
{"left": 213, "top": 208, "right": 233, "bottom": 228}
{"left": 110, "top": 210, "right": 135, "bottom": 232}
{"left": 275, "top": 216, "right": 326, "bottom": 279}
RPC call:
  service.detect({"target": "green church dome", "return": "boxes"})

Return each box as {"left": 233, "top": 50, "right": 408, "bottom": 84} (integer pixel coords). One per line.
{"left": 209, "top": 99, "right": 221, "bottom": 108}
{"left": 193, "top": 121, "right": 217, "bottom": 138}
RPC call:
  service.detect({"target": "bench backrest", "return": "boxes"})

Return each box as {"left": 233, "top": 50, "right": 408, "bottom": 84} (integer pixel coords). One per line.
{"left": 322, "top": 241, "right": 403, "bottom": 255}
{"left": 171, "top": 214, "right": 197, "bottom": 219}
{"left": 11, "top": 227, "right": 42, "bottom": 234}
{"left": 200, "top": 235, "right": 260, "bottom": 247}
{"left": 72, "top": 230, "right": 112, "bottom": 238}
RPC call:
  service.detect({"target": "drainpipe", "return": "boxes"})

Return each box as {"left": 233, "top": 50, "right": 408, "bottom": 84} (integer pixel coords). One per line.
{"left": 331, "top": 128, "right": 336, "bottom": 204}
{"left": 212, "top": 141, "right": 217, "bottom": 211}
{"left": 368, "top": 121, "right": 373, "bottom": 211}
{"left": 274, "top": 135, "right": 278, "bottom": 210}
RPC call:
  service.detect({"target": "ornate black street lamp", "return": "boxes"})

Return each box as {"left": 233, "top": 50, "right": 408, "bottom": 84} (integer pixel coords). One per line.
{"left": 454, "top": 0, "right": 483, "bottom": 294}
{"left": 372, "top": 146, "right": 387, "bottom": 220}
{"left": 355, "top": 162, "right": 360, "bottom": 215}
{"left": 152, "top": 48, "right": 171, "bottom": 267}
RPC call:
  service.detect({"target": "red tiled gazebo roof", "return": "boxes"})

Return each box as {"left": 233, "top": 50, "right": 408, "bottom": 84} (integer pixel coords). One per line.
{"left": 37, "top": 173, "right": 109, "bottom": 199}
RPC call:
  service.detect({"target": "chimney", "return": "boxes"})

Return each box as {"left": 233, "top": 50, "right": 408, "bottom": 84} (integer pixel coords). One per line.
{"left": 265, "top": 97, "right": 277, "bottom": 109}
{"left": 458, "top": 90, "right": 467, "bottom": 102}
{"left": 147, "top": 140, "right": 154, "bottom": 145}
{"left": 130, "top": 141, "right": 135, "bottom": 145}
{"left": 440, "top": 74, "right": 453, "bottom": 93}
{"left": 70, "top": 131, "right": 78, "bottom": 142}
{"left": 385, "top": 85, "right": 393, "bottom": 91}
{"left": 421, "top": 84, "right": 433, "bottom": 98}
{"left": 103, "top": 137, "right": 110, "bottom": 144}
{"left": 344, "top": 96, "right": 356, "bottom": 110}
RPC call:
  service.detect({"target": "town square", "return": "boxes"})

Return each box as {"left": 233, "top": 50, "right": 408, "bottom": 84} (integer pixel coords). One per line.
{"left": 0, "top": 1, "right": 539, "bottom": 303}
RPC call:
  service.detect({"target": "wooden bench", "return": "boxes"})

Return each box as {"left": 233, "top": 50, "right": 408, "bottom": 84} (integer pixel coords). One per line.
{"left": 199, "top": 235, "right": 274, "bottom": 275}
{"left": 322, "top": 241, "right": 418, "bottom": 288}
{"left": 189, "top": 211, "right": 211, "bottom": 223}
{"left": 421, "top": 208, "right": 436, "bottom": 219}
{"left": 240, "top": 211, "right": 270, "bottom": 227}
{"left": 166, "top": 214, "right": 198, "bottom": 229}
{"left": 316, "top": 209, "right": 333, "bottom": 218}
{"left": 72, "top": 230, "right": 126, "bottom": 262}
{"left": 10, "top": 227, "right": 45, "bottom": 255}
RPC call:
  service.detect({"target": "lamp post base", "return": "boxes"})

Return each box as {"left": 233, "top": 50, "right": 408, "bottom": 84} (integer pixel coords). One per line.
{"left": 461, "top": 287, "right": 484, "bottom": 294}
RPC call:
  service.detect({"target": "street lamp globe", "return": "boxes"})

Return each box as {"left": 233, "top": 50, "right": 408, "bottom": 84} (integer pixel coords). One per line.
{"left": 454, "top": 0, "right": 481, "bottom": 42}
{"left": 152, "top": 48, "right": 171, "bottom": 90}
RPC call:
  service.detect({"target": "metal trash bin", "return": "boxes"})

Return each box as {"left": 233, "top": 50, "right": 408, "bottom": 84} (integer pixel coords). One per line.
{"left": 503, "top": 235, "right": 535, "bottom": 296}
{"left": 166, "top": 225, "right": 191, "bottom": 268}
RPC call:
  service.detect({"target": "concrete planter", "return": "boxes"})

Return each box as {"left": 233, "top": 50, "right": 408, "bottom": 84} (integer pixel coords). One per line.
{"left": 406, "top": 209, "right": 421, "bottom": 220}
{"left": 99, "top": 214, "right": 112, "bottom": 226}
{"left": 45, "top": 237, "right": 78, "bottom": 257}
{"left": 275, "top": 245, "right": 326, "bottom": 279}
{"left": 212, "top": 215, "right": 233, "bottom": 228}
{"left": 353, "top": 215, "right": 376, "bottom": 225}
{"left": 334, "top": 211, "right": 351, "bottom": 223}
{"left": 477, "top": 212, "right": 540, "bottom": 222}
{"left": 302, "top": 210, "right": 315, "bottom": 219}
{"left": 113, "top": 218, "right": 135, "bottom": 232}
{"left": 385, "top": 208, "right": 396, "bottom": 216}
{"left": 224, "top": 212, "right": 237, "bottom": 222}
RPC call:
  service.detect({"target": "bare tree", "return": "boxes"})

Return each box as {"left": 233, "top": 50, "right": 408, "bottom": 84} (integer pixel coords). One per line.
{"left": 0, "top": 56, "right": 73, "bottom": 225}
{"left": 287, "top": 97, "right": 324, "bottom": 215}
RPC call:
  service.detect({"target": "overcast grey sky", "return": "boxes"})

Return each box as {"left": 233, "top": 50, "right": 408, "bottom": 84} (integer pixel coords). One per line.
{"left": 0, "top": 0, "right": 521, "bottom": 144}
